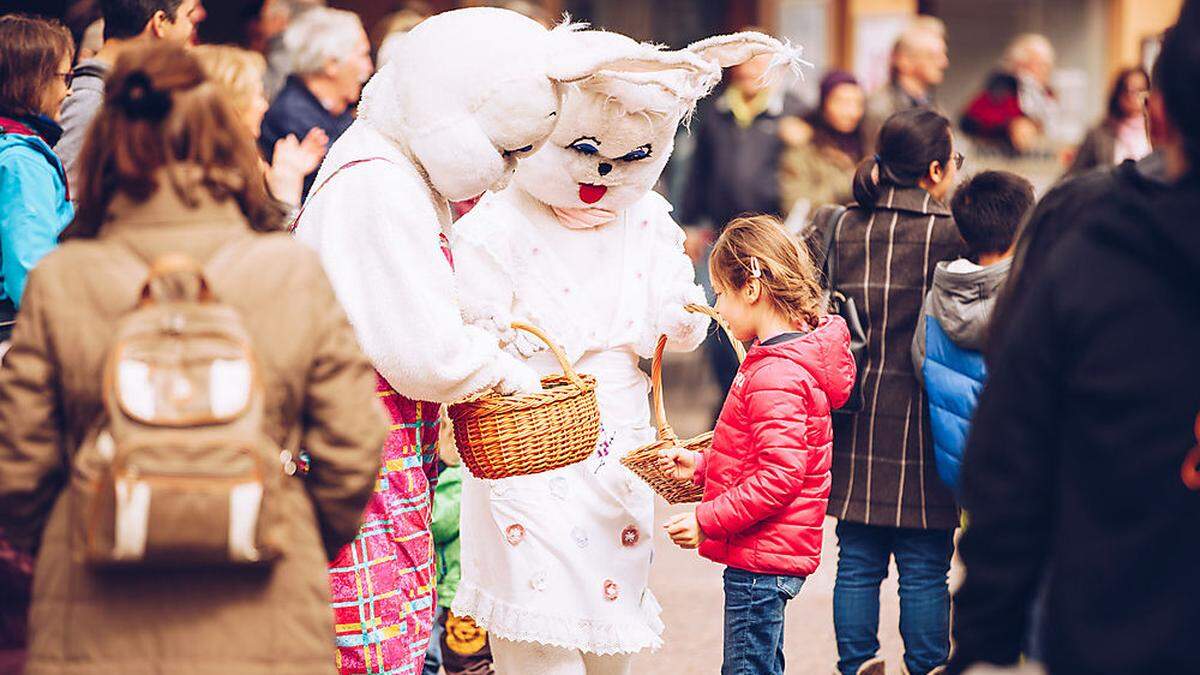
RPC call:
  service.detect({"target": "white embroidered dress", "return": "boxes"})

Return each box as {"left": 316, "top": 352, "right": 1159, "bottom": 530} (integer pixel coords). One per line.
{"left": 450, "top": 186, "right": 709, "bottom": 654}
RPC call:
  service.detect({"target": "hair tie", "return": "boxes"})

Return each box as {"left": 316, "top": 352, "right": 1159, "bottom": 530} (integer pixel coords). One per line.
{"left": 873, "top": 154, "right": 883, "bottom": 165}
{"left": 117, "top": 71, "right": 171, "bottom": 121}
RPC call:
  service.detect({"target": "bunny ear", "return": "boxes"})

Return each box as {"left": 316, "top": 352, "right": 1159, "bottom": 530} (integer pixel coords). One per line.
{"left": 546, "top": 29, "right": 720, "bottom": 84}
{"left": 687, "top": 31, "right": 813, "bottom": 82}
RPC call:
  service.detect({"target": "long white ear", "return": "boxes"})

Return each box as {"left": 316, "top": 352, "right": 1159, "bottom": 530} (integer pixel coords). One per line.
{"left": 545, "top": 24, "right": 720, "bottom": 85}
{"left": 687, "top": 31, "right": 812, "bottom": 83}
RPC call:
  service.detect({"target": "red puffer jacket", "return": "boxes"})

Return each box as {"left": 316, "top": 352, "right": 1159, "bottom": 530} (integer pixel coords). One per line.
{"left": 695, "top": 316, "right": 855, "bottom": 576}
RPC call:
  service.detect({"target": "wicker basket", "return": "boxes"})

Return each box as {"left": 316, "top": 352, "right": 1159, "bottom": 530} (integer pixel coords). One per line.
{"left": 449, "top": 322, "right": 600, "bottom": 480}
{"left": 620, "top": 304, "right": 746, "bottom": 504}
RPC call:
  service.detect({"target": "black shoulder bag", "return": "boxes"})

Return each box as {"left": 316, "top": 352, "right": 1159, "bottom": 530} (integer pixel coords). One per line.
{"left": 810, "top": 204, "right": 867, "bottom": 414}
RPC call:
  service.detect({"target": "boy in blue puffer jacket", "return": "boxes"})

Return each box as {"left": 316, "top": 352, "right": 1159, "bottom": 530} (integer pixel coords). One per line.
{"left": 912, "top": 171, "right": 1034, "bottom": 495}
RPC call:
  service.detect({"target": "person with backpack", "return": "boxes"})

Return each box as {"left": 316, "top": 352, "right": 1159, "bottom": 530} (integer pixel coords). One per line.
{"left": 910, "top": 171, "right": 1034, "bottom": 495}
{"left": 810, "top": 108, "right": 966, "bottom": 675}
{"left": 0, "top": 15, "right": 76, "bottom": 347}
{"left": 0, "top": 42, "right": 388, "bottom": 675}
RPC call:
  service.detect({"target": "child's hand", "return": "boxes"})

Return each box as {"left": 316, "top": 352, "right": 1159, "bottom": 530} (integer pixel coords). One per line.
{"left": 657, "top": 446, "right": 696, "bottom": 481}
{"left": 663, "top": 512, "right": 706, "bottom": 549}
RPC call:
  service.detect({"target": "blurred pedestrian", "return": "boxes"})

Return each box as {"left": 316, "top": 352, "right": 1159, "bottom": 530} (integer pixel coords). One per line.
{"left": 809, "top": 108, "right": 966, "bottom": 675}
{"left": 659, "top": 215, "right": 855, "bottom": 675}
{"left": 1065, "top": 66, "right": 1151, "bottom": 178}
{"left": 679, "top": 45, "right": 806, "bottom": 410}
{"left": 260, "top": 0, "right": 325, "bottom": 99}
{"left": 259, "top": 6, "right": 371, "bottom": 199}
{"left": 862, "top": 17, "right": 948, "bottom": 154}
{"left": 779, "top": 71, "right": 867, "bottom": 221}
{"left": 0, "top": 15, "right": 75, "bottom": 343}
{"left": 56, "top": 0, "right": 202, "bottom": 186}
{"left": 910, "top": 171, "right": 1034, "bottom": 496}
{"left": 0, "top": 17, "right": 75, "bottom": 669}
{"left": 194, "top": 44, "right": 327, "bottom": 210}
{"left": 960, "top": 34, "right": 1058, "bottom": 155}
{"left": 947, "top": 3, "right": 1200, "bottom": 673}
{"left": 0, "top": 41, "right": 388, "bottom": 675}
{"left": 63, "top": 0, "right": 103, "bottom": 64}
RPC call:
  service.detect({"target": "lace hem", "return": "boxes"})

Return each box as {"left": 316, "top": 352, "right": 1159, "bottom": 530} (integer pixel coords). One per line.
{"left": 451, "top": 582, "right": 664, "bottom": 655}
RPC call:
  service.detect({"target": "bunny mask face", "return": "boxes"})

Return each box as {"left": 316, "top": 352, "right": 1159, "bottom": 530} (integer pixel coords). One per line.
{"left": 515, "top": 29, "right": 811, "bottom": 225}
{"left": 357, "top": 8, "right": 715, "bottom": 202}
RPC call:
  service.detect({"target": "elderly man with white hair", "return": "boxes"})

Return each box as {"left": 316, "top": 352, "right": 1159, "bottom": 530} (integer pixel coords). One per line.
{"left": 961, "top": 33, "right": 1060, "bottom": 154}
{"left": 259, "top": 5, "right": 372, "bottom": 198}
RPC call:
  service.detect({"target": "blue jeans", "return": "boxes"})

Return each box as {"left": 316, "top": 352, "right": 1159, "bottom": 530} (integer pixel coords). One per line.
{"left": 424, "top": 606, "right": 445, "bottom": 675}
{"left": 722, "top": 567, "right": 805, "bottom": 675}
{"left": 833, "top": 521, "right": 953, "bottom": 675}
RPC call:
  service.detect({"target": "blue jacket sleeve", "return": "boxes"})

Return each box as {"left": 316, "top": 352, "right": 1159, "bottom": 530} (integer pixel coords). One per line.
{"left": 0, "top": 150, "right": 67, "bottom": 309}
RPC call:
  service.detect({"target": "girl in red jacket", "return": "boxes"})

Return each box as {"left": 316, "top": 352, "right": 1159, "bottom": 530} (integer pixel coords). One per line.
{"left": 659, "top": 215, "right": 856, "bottom": 675}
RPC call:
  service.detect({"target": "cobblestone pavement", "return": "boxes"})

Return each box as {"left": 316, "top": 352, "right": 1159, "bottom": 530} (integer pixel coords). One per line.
{"left": 629, "top": 347, "right": 963, "bottom": 674}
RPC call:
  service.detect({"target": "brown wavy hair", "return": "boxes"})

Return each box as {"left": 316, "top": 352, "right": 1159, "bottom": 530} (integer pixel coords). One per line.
{"left": 63, "top": 41, "right": 283, "bottom": 240}
{"left": 709, "top": 215, "right": 825, "bottom": 330}
{"left": 0, "top": 15, "right": 74, "bottom": 118}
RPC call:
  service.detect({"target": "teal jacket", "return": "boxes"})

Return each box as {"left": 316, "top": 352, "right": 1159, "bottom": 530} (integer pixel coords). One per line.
{"left": 0, "top": 118, "right": 74, "bottom": 310}
{"left": 431, "top": 464, "right": 462, "bottom": 608}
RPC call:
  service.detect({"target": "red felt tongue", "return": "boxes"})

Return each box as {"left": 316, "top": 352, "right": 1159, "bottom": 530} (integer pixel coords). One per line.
{"left": 579, "top": 184, "right": 608, "bottom": 204}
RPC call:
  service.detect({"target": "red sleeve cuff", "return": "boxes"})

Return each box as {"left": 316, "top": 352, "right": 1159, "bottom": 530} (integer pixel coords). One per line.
{"left": 692, "top": 451, "right": 707, "bottom": 486}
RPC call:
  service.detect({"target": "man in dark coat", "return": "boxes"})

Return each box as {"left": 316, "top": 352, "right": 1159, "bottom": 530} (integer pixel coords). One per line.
{"left": 948, "top": 4, "right": 1200, "bottom": 673}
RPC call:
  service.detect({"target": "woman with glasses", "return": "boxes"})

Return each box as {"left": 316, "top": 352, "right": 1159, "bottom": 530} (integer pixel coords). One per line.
{"left": 0, "top": 14, "right": 74, "bottom": 345}
{"left": 1065, "top": 66, "right": 1152, "bottom": 178}
{"left": 807, "top": 108, "right": 966, "bottom": 675}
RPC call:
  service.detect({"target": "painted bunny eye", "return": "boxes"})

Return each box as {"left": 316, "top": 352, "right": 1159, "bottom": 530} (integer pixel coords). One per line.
{"left": 617, "top": 145, "right": 652, "bottom": 162}
{"left": 568, "top": 137, "right": 601, "bottom": 156}
{"left": 502, "top": 144, "right": 535, "bottom": 157}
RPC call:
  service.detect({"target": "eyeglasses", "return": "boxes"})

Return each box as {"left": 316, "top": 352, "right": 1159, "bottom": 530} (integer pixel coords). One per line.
{"left": 56, "top": 71, "right": 74, "bottom": 88}
{"left": 951, "top": 151, "right": 965, "bottom": 170}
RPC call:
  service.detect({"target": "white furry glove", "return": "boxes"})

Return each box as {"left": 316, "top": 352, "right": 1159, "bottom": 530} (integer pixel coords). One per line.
{"left": 495, "top": 352, "right": 543, "bottom": 396}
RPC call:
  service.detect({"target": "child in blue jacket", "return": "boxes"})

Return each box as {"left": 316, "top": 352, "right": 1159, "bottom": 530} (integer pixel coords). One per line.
{"left": 912, "top": 171, "right": 1034, "bottom": 494}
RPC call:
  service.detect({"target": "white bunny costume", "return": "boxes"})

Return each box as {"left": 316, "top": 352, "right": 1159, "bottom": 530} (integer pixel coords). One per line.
{"left": 289, "top": 9, "right": 673, "bottom": 674}
{"left": 449, "top": 29, "right": 808, "bottom": 673}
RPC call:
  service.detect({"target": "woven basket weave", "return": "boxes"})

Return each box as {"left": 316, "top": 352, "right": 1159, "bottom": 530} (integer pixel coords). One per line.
{"left": 449, "top": 322, "right": 600, "bottom": 480}
{"left": 621, "top": 304, "right": 746, "bottom": 504}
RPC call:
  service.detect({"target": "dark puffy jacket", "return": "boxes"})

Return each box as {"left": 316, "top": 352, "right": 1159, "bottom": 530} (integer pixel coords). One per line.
{"left": 695, "top": 316, "right": 855, "bottom": 576}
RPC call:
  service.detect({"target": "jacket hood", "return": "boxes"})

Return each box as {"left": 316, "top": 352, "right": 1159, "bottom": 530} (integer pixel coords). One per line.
{"left": 745, "top": 315, "right": 856, "bottom": 409}
{"left": 1086, "top": 164, "right": 1200, "bottom": 294}
{"left": 927, "top": 257, "right": 1010, "bottom": 351}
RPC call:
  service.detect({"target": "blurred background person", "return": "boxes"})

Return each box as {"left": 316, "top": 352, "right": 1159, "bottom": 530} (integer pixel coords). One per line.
{"left": 369, "top": 1, "right": 431, "bottom": 64}
{"left": 259, "top": 0, "right": 325, "bottom": 99}
{"left": 0, "top": 15, "right": 75, "bottom": 669}
{"left": 0, "top": 41, "right": 387, "bottom": 675}
{"left": 0, "top": 14, "right": 75, "bottom": 342}
{"left": 779, "top": 70, "right": 867, "bottom": 222}
{"left": 678, "top": 44, "right": 806, "bottom": 409}
{"left": 56, "top": 0, "right": 202, "bottom": 186}
{"left": 1064, "top": 65, "right": 1151, "bottom": 178}
{"left": 960, "top": 33, "right": 1059, "bottom": 155}
{"left": 63, "top": 0, "right": 103, "bottom": 64}
{"left": 862, "top": 17, "right": 948, "bottom": 154}
{"left": 195, "top": 44, "right": 327, "bottom": 211}
{"left": 260, "top": 5, "right": 371, "bottom": 200}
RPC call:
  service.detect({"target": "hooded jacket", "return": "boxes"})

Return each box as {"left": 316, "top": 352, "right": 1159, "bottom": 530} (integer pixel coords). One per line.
{"left": 695, "top": 316, "right": 856, "bottom": 577}
{"left": 0, "top": 114, "right": 73, "bottom": 327}
{"left": 912, "top": 257, "right": 1011, "bottom": 494}
{"left": 948, "top": 168, "right": 1200, "bottom": 674}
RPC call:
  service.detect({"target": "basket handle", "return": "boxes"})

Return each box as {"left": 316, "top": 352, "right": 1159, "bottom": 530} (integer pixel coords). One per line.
{"left": 510, "top": 321, "right": 585, "bottom": 389}
{"left": 649, "top": 304, "right": 746, "bottom": 443}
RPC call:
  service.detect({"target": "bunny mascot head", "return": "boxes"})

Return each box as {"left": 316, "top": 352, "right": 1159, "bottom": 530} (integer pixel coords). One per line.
{"left": 513, "top": 29, "right": 810, "bottom": 224}
{"left": 355, "top": 7, "right": 712, "bottom": 201}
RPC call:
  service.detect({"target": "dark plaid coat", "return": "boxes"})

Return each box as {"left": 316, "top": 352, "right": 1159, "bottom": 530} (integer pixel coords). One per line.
{"left": 816, "top": 185, "right": 966, "bottom": 530}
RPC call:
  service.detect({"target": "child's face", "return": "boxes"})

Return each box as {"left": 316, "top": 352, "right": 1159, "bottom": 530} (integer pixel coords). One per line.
{"left": 713, "top": 280, "right": 761, "bottom": 343}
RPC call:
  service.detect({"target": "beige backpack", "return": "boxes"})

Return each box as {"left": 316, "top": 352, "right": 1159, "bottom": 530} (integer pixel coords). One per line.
{"left": 71, "top": 250, "right": 291, "bottom": 568}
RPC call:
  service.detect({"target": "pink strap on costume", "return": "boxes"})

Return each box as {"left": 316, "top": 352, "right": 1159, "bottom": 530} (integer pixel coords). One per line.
{"left": 288, "top": 157, "right": 395, "bottom": 232}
